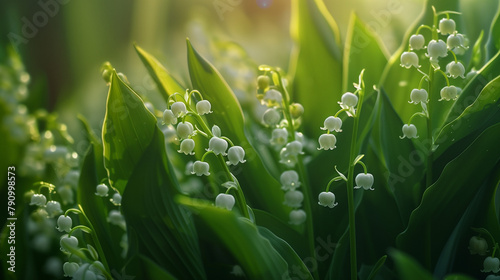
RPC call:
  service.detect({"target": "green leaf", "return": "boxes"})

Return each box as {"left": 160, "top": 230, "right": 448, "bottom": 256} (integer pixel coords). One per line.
{"left": 442, "top": 275, "right": 476, "bottom": 280}
{"left": 389, "top": 249, "right": 434, "bottom": 280}
{"left": 102, "top": 70, "right": 157, "bottom": 192}
{"left": 435, "top": 75, "right": 500, "bottom": 157}
{"left": 469, "top": 30, "right": 485, "bottom": 71}
{"left": 178, "top": 196, "right": 289, "bottom": 280}
{"left": 343, "top": 13, "right": 389, "bottom": 92}
{"left": 134, "top": 45, "right": 185, "bottom": 103}
{"left": 397, "top": 123, "right": 500, "bottom": 266}
{"left": 122, "top": 128, "right": 205, "bottom": 279}
{"left": 486, "top": 3, "right": 500, "bottom": 59}
{"left": 289, "top": 0, "right": 342, "bottom": 138}
{"left": 366, "top": 255, "right": 387, "bottom": 280}
{"left": 186, "top": 39, "right": 289, "bottom": 220}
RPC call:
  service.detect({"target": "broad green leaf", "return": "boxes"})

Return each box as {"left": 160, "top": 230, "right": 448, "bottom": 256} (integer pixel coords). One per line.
{"left": 289, "top": 0, "right": 342, "bottom": 138}
{"left": 435, "top": 75, "right": 500, "bottom": 157}
{"left": 486, "top": 3, "right": 500, "bottom": 59}
{"left": 139, "top": 255, "right": 178, "bottom": 280}
{"left": 469, "top": 30, "right": 485, "bottom": 71}
{"left": 343, "top": 13, "right": 389, "bottom": 92}
{"left": 258, "top": 227, "right": 313, "bottom": 280}
{"left": 122, "top": 128, "right": 205, "bottom": 279}
{"left": 186, "top": 39, "right": 288, "bottom": 220}
{"left": 178, "top": 196, "right": 289, "bottom": 280}
{"left": 102, "top": 71, "right": 157, "bottom": 193}
{"left": 397, "top": 123, "right": 500, "bottom": 266}
{"left": 389, "top": 249, "right": 434, "bottom": 280}
{"left": 442, "top": 275, "right": 476, "bottom": 280}
{"left": 134, "top": 45, "right": 185, "bottom": 102}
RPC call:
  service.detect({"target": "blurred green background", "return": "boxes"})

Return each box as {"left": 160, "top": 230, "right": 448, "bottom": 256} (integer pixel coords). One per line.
{"left": 0, "top": 0, "right": 497, "bottom": 151}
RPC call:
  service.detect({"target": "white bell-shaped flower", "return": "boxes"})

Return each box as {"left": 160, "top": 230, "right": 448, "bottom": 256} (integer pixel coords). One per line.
{"left": 289, "top": 209, "right": 306, "bottom": 225}
{"left": 427, "top": 40, "right": 448, "bottom": 61}
{"left": 212, "top": 125, "right": 221, "bottom": 137}
{"left": 57, "top": 186, "right": 74, "bottom": 205}
{"left": 321, "top": 116, "right": 342, "bottom": 132}
{"left": 270, "top": 128, "right": 288, "bottom": 147}
{"left": 468, "top": 236, "right": 488, "bottom": 256}
{"left": 208, "top": 136, "right": 228, "bottom": 156}
{"left": 482, "top": 257, "right": 500, "bottom": 273}
{"left": 409, "top": 34, "right": 425, "bottom": 50}
{"left": 400, "top": 52, "right": 420, "bottom": 69}
{"left": 60, "top": 234, "right": 78, "bottom": 252}
{"left": 263, "top": 89, "right": 283, "bottom": 106}
{"left": 192, "top": 161, "right": 210, "bottom": 176}
{"left": 176, "top": 121, "right": 194, "bottom": 140}
{"left": 354, "top": 173, "right": 375, "bottom": 190}
{"left": 447, "top": 33, "right": 464, "bottom": 49}
{"left": 215, "top": 193, "right": 235, "bottom": 210}
{"left": 485, "top": 275, "right": 500, "bottom": 280}
{"left": 440, "top": 86, "right": 459, "bottom": 101}
{"left": 171, "top": 101, "right": 187, "bottom": 117}
{"left": 286, "top": 140, "right": 304, "bottom": 155}
{"left": 446, "top": 61, "right": 465, "bottom": 78}
{"left": 341, "top": 92, "right": 358, "bottom": 107}
{"left": 111, "top": 193, "right": 122, "bottom": 206}
{"left": 56, "top": 215, "right": 72, "bottom": 232}
{"left": 95, "top": 184, "right": 109, "bottom": 197}
{"left": 318, "top": 192, "right": 338, "bottom": 208}
{"left": 72, "top": 263, "right": 98, "bottom": 280}
{"left": 439, "top": 18, "right": 456, "bottom": 35}
{"left": 227, "top": 146, "right": 246, "bottom": 166}
{"left": 162, "top": 109, "right": 177, "bottom": 125}
{"left": 196, "top": 100, "right": 212, "bottom": 115}
{"left": 410, "top": 88, "right": 428, "bottom": 104}
{"left": 63, "top": 262, "right": 79, "bottom": 277}
{"left": 283, "top": 190, "right": 304, "bottom": 208}
{"left": 401, "top": 124, "right": 418, "bottom": 139}
{"left": 46, "top": 201, "right": 63, "bottom": 217}
{"left": 108, "top": 210, "right": 126, "bottom": 230}
{"left": 280, "top": 170, "right": 301, "bottom": 191}
{"left": 318, "top": 134, "right": 336, "bottom": 150}
{"left": 262, "top": 108, "right": 281, "bottom": 126}
{"left": 30, "top": 194, "right": 47, "bottom": 207}
{"left": 178, "top": 139, "right": 195, "bottom": 155}
{"left": 279, "top": 147, "right": 298, "bottom": 167}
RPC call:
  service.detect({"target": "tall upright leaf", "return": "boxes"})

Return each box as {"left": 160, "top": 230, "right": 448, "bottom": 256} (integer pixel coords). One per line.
{"left": 486, "top": 3, "right": 500, "bottom": 59}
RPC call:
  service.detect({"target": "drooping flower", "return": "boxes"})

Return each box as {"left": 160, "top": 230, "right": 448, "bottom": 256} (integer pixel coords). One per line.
{"left": 60, "top": 234, "right": 78, "bottom": 252}
{"left": 162, "top": 109, "right": 177, "bottom": 125}
{"left": 270, "top": 128, "right": 288, "bottom": 147}
{"left": 446, "top": 61, "right": 465, "bottom": 78}
{"left": 318, "top": 134, "right": 336, "bottom": 150}
{"left": 176, "top": 121, "right": 194, "bottom": 140}
{"left": 171, "top": 101, "right": 187, "bottom": 117}
{"left": 482, "top": 257, "right": 500, "bottom": 273}
{"left": 409, "top": 34, "right": 425, "bottom": 50}
{"left": 30, "top": 194, "right": 47, "bottom": 207}
{"left": 108, "top": 210, "right": 126, "bottom": 230}
{"left": 354, "top": 173, "right": 375, "bottom": 190}
{"left": 178, "top": 139, "right": 196, "bottom": 155}
{"left": 400, "top": 124, "right": 418, "bottom": 139}
{"left": 289, "top": 209, "right": 306, "bottom": 225}
{"left": 283, "top": 190, "right": 304, "bottom": 208}
{"left": 208, "top": 136, "right": 229, "bottom": 156}
{"left": 400, "top": 51, "right": 420, "bottom": 68}
{"left": 227, "top": 146, "right": 246, "bottom": 166}
{"left": 192, "top": 161, "right": 210, "bottom": 176}
{"left": 262, "top": 108, "right": 281, "bottom": 126}
{"left": 321, "top": 116, "right": 342, "bottom": 132}
{"left": 340, "top": 92, "right": 358, "bottom": 107}
{"left": 95, "top": 184, "right": 109, "bottom": 197}
{"left": 447, "top": 33, "right": 464, "bottom": 49}
{"left": 409, "top": 88, "right": 428, "bottom": 104}
{"left": 45, "top": 201, "right": 63, "bottom": 217}
{"left": 318, "top": 192, "right": 338, "bottom": 208}
{"left": 280, "top": 170, "right": 301, "bottom": 191}
{"left": 438, "top": 18, "right": 456, "bottom": 35}
{"left": 63, "top": 262, "right": 79, "bottom": 277}
{"left": 215, "top": 193, "right": 236, "bottom": 210}
{"left": 286, "top": 140, "right": 304, "bottom": 155}
{"left": 56, "top": 215, "right": 72, "bottom": 233}
{"left": 196, "top": 100, "right": 212, "bottom": 115}
{"left": 468, "top": 236, "right": 488, "bottom": 255}
{"left": 263, "top": 89, "right": 283, "bottom": 106}
{"left": 439, "top": 85, "right": 459, "bottom": 101}
{"left": 111, "top": 193, "right": 122, "bottom": 206}
{"left": 427, "top": 40, "right": 448, "bottom": 61}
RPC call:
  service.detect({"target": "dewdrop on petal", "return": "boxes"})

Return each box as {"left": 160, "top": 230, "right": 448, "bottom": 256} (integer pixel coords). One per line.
{"left": 322, "top": 116, "right": 342, "bottom": 132}
{"left": 192, "top": 161, "right": 210, "bottom": 176}
{"left": 227, "top": 146, "right": 246, "bottom": 166}
{"left": 289, "top": 209, "right": 306, "bottom": 225}
{"left": 400, "top": 124, "right": 418, "bottom": 139}
{"left": 208, "top": 136, "right": 228, "bottom": 155}
{"left": 410, "top": 89, "right": 428, "bottom": 104}
{"left": 178, "top": 139, "right": 195, "bottom": 155}
{"left": 30, "top": 194, "right": 47, "bottom": 207}
{"left": 409, "top": 34, "right": 425, "bottom": 50}
{"left": 196, "top": 100, "right": 212, "bottom": 115}
{"left": 318, "top": 134, "right": 336, "bottom": 150}
{"left": 354, "top": 173, "right": 375, "bottom": 190}
{"left": 318, "top": 192, "right": 338, "bottom": 208}
{"left": 482, "top": 257, "right": 500, "bottom": 273}
{"left": 446, "top": 61, "right": 465, "bottom": 78}
{"left": 95, "top": 184, "right": 109, "bottom": 197}
{"left": 341, "top": 92, "right": 358, "bottom": 107}
{"left": 215, "top": 193, "right": 236, "bottom": 210}
{"left": 400, "top": 52, "right": 420, "bottom": 69}
{"left": 176, "top": 121, "right": 194, "bottom": 139}
{"left": 170, "top": 101, "right": 187, "bottom": 117}
{"left": 280, "top": 170, "right": 301, "bottom": 191}
{"left": 162, "top": 109, "right": 177, "bottom": 125}
{"left": 438, "top": 18, "right": 456, "bottom": 35}
{"left": 45, "top": 201, "right": 63, "bottom": 217}
{"left": 283, "top": 190, "right": 304, "bottom": 208}
{"left": 56, "top": 215, "right": 72, "bottom": 233}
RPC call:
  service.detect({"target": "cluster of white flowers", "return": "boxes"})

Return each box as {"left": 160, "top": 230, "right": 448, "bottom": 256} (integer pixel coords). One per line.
{"left": 468, "top": 235, "right": 500, "bottom": 278}
{"left": 399, "top": 10, "right": 469, "bottom": 140}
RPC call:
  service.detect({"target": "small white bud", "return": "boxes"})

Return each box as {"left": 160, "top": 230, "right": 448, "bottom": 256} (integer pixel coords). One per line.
{"left": 400, "top": 124, "right": 418, "bottom": 139}
{"left": 212, "top": 125, "right": 221, "bottom": 137}
{"left": 289, "top": 209, "right": 306, "bottom": 225}
{"left": 280, "top": 170, "right": 301, "bottom": 191}
{"left": 208, "top": 136, "right": 228, "bottom": 155}
{"left": 192, "top": 161, "right": 210, "bottom": 176}
{"left": 45, "top": 201, "right": 63, "bottom": 217}
{"left": 321, "top": 116, "right": 342, "bottom": 132}
{"left": 318, "top": 192, "right": 338, "bottom": 208}
{"left": 215, "top": 193, "right": 235, "bottom": 210}
{"left": 289, "top": 103, "right": 304, "bottom": 118}
{"left": 409, "top": 88, "right": 428, "bottom": 104}
{"left": 227, "top": 146, "right": 246, "bottom": 166}
{"left": 439, "top": 18, "right": 456, "bottom": 35}
{"left": 409, "top": 34, "right": 425, "bottom": 50}
{"left": 196, "top": 100, "right": 212, "bottom": 115}
{"left": 284, "top": 190, "right": 304, "bottom": 208}
{"left": 162, "top": 109, "right": 178, "bottom": 125}
{"left": 445, "top": 61, "right": 465, "bottom": 78}
{"left": 318, "top": 134, "right": 336, "bottom": 150}
{"left": 262, "top": 108, "right": 281, "bottom": 126}
{"left": 95, "top": 184, "right": 109, "bottom": 197}
{"left": 400, "top": 52, "right": 420, "bottom": 69}
{"left": 354, "top": 173, "right": 374, "bottom": 190}
{"left": 176, "top": 121, "right": 194, "bottom": 139}
{"left": 171, "top": 101, "right": 187, "bottom": 117}
{"left": 341, "top": 92, "right": 358, "bottom": 107}
{"left": 178, "top": 139, "right": 196, "bottom": 155}
{"left": 56, "top": 215, "right": 72, "bottom": 232}
{"left": 30, "top": 194, "right": 47, "bottom": 207}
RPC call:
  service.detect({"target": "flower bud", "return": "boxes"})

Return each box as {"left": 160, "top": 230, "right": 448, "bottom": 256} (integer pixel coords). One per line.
{"left": 262, "top": 108, "right": 281, "bottom": 126}
{"left": 318, "top": 192, "right": 338, "bottom": 208}
{"left": 46, "top": 201, "right": 63, "bottom": 217}
{"left": 410, "top": 89, "right": 428, "bottom": 104}
{"left": 440, "top": 86, "right": 459, "bottom": 101}
{"left": 211, "top": 125, "right": 221, "bottom": 137}
{"left": 208, "top": 136, "right": 228, "bottom": 155}
{"left": 321, "top": 116, "right": 342, "bottom": 132}
{"left": 95, "top": 184, "right": 109, "bottom": 197}
{"left": 176, "top": 121, "right": 194, "bottom": 139}
{"left": 60, "top": 234, "right": 79, "bottom": 252}
{"left": 63, "top": 262, "right": 79, "bottom": 277}
{"left": 468, "top": 236, "right": 488, "bottom": 255}
{"left": 284, "top": 190, "right": 304, "bottom": 208}
{"left": 215, "top": 193, "right": 235, "bottom": 210}
{"left": 263, "top": 89, "right": 283, "bottom": 106}
{"left": 289, "top": 209, "right": 306, "bottom": 225}
{"left": 178, "top": 139, "right": 196, "bottom": 155}
{"left": 409, "top": 34, "right": 425, "bottom": 50}
{"left": 355, "top": 173, "right": 374, "bottom": 190}
{"left": 56, "top": 215, "right": 72, "bottom": 232}
{"left": 196, "top": 100, "right": 212, "bottom": 115}
{"left": 270, "top": 128, "right": 288, "bottom": 147}
{"left": 341, "top": 92, "right": 358, "bottom": 107}
{"left": 318, "top": 134, "right": 336, "bottom": 150}
{"left": 280, "top": 170, "right": 301, "bottom": 191}
{"left": 171, "top": 101, "right": 187, "bottom": 117}
{"left": 446, "top": 61, "right": 465, "bottom": 78}
{"left": 227, "top": 146, "right": 246, "bottom": 166}
{"left": 400, "top": 52, "right": 419, "bottom": 69}
{"left": 439, "top": 18, "right": 456, "bottom": 35}
{"left": 482, "top": 257, "right": 500, "bottom": 273}
{"left": 162, "top": 109, "right": 178, "bottom": 125}
{"left": 427, "top": 40, "right": 448, "bottom": 61}
{"left": 192, "top": 161, "right": 210, "bottom": 176}
{"left": 289, "top": 103, "right": 304, "bottom": 118}
{"left": 30, "top": 194, "right": 47, "bottom": 207}
{"left": 111, "top": 193, "right": 122, "bottom": 206}
{"left": 257, "top": 75, "right": 270, "bottom": 90}
{"left": 401, "top": 124, "right": 418, "bottom": 139}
